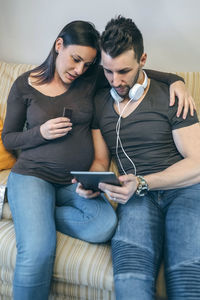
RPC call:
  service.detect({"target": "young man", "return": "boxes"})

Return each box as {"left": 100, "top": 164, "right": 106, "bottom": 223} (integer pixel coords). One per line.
{"left": 76, "top": 16, "right": 200, "bottom": 299}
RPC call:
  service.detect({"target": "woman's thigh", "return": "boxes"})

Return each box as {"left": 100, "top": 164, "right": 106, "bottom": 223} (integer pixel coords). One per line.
{"left": 55, "top": 183, "right": 117, "bottom": 243}
{"left": 7, "top": 172, "right": 57, "bottom": 252}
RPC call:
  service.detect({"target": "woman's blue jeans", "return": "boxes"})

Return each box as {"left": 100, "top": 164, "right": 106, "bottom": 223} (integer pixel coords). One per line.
{"left": 112, "top": 184, "right": 200, "bottom": 300}
{"left": 7, "top": 172, "right": 117, "bottom": 300}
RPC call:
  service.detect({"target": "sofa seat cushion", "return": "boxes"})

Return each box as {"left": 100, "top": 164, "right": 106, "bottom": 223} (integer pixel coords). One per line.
{"left": 0, "top": 220, "right": 114, "bottom": 299}
{"left": 0, "top": 169, "right": 10, "bottom": 185}
{"left": 0, "top": 273, "right": 114, "bottom": 300}
{"left": 0, "top": 169, "right": 11, "bottom": 220}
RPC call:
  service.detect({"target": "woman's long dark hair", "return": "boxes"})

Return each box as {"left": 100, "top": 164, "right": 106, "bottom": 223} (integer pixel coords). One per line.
{"left": 31, "top": 20, "right": 100, "bottom": 84}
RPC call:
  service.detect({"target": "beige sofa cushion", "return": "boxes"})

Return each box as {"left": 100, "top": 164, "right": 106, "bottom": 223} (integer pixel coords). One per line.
{"left": 0, "top": 220, "right": 114, "bottom": 300}
{"left": 0, "top": 61, "right": 35, "bottom": 121}
{"left": 175, "top": 72, "right": 200, "bottom": 119}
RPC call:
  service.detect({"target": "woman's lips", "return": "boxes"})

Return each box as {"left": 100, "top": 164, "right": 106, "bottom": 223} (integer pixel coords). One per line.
{"left": 66, "top": 72, "right": 77, "bottom": 81}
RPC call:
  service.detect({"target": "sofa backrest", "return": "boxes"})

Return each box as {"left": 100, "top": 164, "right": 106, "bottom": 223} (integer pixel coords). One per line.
{"left": 0, "top": 60, "right": 199, "bottom": 121}
{"left": 0, "top": 61, "right": 35, "bottom": 121}
{"left": 175, "top": 72, "right": 200, "bottom": 119}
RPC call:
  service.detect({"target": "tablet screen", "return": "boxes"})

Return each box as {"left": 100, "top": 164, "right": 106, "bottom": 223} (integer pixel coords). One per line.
{"left": 70, "top": 171, "right": 120, "bottom": 191}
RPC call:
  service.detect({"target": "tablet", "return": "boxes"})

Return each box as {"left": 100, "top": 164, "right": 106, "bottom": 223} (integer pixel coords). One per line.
{"left": 70, "top": 171, "right": 121, "bottom": 191}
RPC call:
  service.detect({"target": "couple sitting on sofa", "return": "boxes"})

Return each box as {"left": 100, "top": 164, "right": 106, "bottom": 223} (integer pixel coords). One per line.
{"left": 2, "top": 16, "right": 200, "bottom": 300}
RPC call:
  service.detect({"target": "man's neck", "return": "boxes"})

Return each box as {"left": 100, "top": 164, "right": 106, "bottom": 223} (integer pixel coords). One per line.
{"left": 138, "top": 69, "right": 145, "bottom": 85}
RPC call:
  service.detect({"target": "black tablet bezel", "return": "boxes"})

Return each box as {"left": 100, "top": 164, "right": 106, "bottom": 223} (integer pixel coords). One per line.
{"left": 70, "top": 171, "right": 120, "bottom": 191}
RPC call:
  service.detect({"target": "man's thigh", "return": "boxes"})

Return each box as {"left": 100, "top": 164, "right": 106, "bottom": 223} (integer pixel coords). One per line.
{"left": 164, "top": 184, "right": 200, "bottom": 298}
{"left": 113, "top": 194, "right": 164, "bottom": 252}
{"left": 111, "top": 194, "right": 165, "bottom": 299}
{"left": 165, "top": 183, "right": 200, "bottom": 268}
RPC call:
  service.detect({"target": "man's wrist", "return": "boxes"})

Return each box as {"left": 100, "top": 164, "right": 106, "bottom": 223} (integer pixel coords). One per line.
{"left": 136, "top": 175, "right": 149, "bottom": 196}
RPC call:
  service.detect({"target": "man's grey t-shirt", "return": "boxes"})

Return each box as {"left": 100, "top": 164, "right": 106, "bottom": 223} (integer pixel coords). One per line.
{"left": 92, "top": 79, "right": 199, "bottom": 176}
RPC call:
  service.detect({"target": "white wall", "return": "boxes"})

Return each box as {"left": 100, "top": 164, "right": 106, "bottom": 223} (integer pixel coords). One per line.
{"left": 0, "top": 0, "right": 199, "bottom": 71}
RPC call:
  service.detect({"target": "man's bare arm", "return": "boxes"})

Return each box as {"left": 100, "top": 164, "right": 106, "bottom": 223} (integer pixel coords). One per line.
{"left": 145, "top": 123, "right": 200, "bottom": 189}
{"left": 99, "top": 123, "right": 200, "bottom": 204}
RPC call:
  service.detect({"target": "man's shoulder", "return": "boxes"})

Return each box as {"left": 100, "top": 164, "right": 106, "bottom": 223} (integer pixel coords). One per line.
{"left": 148, "top": 79, "right": 170, "bottom": 104}
{"left": 150, "top": 78, "right": 169, "bottom": 93}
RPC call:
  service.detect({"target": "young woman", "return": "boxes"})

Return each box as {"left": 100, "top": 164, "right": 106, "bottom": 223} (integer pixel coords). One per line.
{"left": 2, "top": 20, "right": 194, "bottom": 300}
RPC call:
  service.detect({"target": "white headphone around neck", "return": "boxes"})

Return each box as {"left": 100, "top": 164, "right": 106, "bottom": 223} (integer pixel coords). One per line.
{"left": 110, "top": 70, "right": 148, "bottom": 103}
{"left": 113, "top": 70, "right": 148, "bottom": 176}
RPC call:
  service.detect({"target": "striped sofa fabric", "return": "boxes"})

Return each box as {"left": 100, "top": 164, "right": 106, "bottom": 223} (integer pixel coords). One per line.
{"left": 0, "top": 60, "right": 200, "bottom": 299}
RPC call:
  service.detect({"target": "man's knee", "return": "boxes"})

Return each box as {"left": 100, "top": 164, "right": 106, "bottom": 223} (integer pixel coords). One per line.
{"left": 111, "top": 239, "right": 159, "bottom": 281}
{"left": 166, "top": 258, "right": 200, "bottom": 299}
{"left": 112, "top": 239, "right": 158, "bottom": 300}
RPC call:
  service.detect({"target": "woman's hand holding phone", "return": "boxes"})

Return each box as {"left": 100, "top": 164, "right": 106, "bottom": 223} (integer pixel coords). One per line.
{"left": 40, "top": 117, "right": 72, "bottom": 140}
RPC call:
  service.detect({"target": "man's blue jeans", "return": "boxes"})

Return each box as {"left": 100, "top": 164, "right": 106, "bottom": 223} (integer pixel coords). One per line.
{"left": 112, "top": 184, "right": 200, "bottom": 300}
{"left": 7, "top": 172, "right": 117, "bottom": 300}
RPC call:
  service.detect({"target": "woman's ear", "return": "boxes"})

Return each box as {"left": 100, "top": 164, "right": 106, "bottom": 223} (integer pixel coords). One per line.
{"left": 55, "top": 38, "right": 64, "bottom": 54}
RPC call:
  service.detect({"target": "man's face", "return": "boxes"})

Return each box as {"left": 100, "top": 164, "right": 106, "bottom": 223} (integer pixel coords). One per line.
{"left": 101, "top": 49, "right": 146, "bottom": 98}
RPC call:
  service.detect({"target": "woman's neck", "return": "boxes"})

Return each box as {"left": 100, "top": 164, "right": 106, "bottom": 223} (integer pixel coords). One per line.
{"left": 29, "top": 72, "right": 70, "bottom": 97}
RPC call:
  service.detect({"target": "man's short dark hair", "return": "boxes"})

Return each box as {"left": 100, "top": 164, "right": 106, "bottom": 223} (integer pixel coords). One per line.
{"left": 101, "top": 16, "right": 144, "bottom": 62}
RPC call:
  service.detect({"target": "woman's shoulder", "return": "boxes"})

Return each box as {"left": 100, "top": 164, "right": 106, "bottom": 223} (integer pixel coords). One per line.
{"left": 9, "top": 70, "right": 33, "bottom": 97}
{"left": 14, "top": 70, "right": 32, "bottom": 87}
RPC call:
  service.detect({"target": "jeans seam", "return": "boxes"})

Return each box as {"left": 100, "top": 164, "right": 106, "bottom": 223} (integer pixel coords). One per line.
{"left": 166, "top": 257, "right": 200, "bottom": 272}
{"left": 112, "top": 238, "right": 160, "bottom": 259}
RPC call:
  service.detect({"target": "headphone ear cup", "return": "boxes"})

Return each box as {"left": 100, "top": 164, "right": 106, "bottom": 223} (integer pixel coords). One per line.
{"left": 129, "top": 84, "right": 144, "bottom": 100}
{"left": 110, "top": 88, "right": 123, "bottom": 103}
{"left": 111, "top": 71, "right": 148, "bottom": 102}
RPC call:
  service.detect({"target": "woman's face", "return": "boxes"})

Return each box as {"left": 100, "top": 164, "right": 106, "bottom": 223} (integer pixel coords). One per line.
{"left": 55, "top": 38, "right": 97, "bottom": 85}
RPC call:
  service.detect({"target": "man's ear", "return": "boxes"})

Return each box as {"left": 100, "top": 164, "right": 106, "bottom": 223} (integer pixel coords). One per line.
{"left": 140, "top": 53, "right": 147, "bottom": 67}
{"left": 55, "top": 37, "right": 64, "bottom": 53}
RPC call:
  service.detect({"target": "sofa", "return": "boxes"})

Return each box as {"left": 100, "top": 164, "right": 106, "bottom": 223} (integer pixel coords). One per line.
{"left": 0, "top": 60, "right": 199, "bottom": 300}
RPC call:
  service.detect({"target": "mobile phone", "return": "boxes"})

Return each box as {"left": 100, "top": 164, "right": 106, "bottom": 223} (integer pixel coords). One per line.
{"left": 70, "top": 171, "right": 121, "bottom": 192}
{"left": 63, "top": 107, "right": 72, "bottom": 119}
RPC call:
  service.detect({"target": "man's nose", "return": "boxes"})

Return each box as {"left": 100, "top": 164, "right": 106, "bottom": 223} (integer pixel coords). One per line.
{"left": 112, "top": 73, "right": 121, "bottom": 87}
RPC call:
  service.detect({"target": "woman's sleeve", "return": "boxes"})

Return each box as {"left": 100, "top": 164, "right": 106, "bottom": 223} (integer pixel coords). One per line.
{"left": 2, "top": 80, "right": 47, "bottom": 150}
{"left": 144, "top": 69, "right": 184, "bottom": 85}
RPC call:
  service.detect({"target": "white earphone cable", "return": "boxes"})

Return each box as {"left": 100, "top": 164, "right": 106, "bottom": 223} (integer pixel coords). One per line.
{"left": 115, "top": 99, "right": 137, "bottom": 175}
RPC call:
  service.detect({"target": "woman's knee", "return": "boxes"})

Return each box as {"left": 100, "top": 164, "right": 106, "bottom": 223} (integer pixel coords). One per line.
{"left": 80, "top": 208, "right": 117, "bottom": 244}
{"left": 17, "top": 233, "right": 57, "bottom": 268}
{"left": 93, "top": 215, "right": 117, "bottom": 243}
{"left": 91, "top": 201, "right": 117, "bottom": 243}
